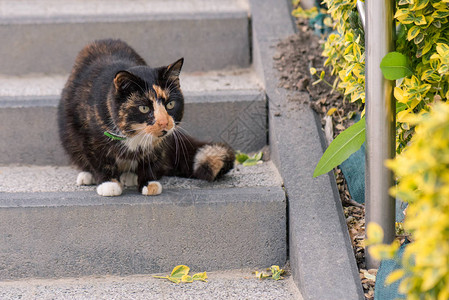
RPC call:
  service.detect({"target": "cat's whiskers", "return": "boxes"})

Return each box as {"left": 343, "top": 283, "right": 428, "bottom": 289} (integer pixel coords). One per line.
{"left": 173, "top": 129, "right": 189, "bottom": 168}
{"left": 171, "top": 131, "right": 181, "bottom": 167}
{"left": 174, "top": 126, "right": 194, "bottom": 148}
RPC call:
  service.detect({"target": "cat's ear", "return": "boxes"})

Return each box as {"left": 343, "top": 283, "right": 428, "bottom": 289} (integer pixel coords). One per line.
{"left": 114, "top": 71, "right": 143, "bottom": 93}
{"left": 162, "top": 58, "right": 184, "bottom": 81}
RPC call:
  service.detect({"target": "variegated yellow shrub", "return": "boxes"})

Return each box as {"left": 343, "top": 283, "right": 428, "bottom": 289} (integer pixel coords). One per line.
{"left": 368, "top": 101, "right": 449, "bottom": 299}
{"left": 394, "top": 0, "right": 449, "bottom": 152}
{"left": 320, "top": 0, "right": 449, "bottom": 152}
{"left": 321, "top": 0, "right": 366, "bottom": 109}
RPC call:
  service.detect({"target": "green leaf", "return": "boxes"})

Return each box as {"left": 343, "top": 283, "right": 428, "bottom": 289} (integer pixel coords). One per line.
{"left": 253, "top": 151, "right": 263, "bottom": 161}
{"left": 407, "top": 26, "right": 420, "bottom": 41}
{"left": 242, "top": 158, "right": 259, "bottom": 166}
{"left": 320, "top": 70, "right": 325, "bottom": 80}
{"left": 237, "top": 151, "right": 263, "bottom": 166}
{"left": 235, "top": 152, "right": 249, "bottom": 164}
{"left": 313, "top": 117, "right": 366, "bottom": 177}
{"left": 380, "top": 52, "right": 413, "bottom": 80}
{"left": 269, "top": 265, "right": 285, "bottom": 281}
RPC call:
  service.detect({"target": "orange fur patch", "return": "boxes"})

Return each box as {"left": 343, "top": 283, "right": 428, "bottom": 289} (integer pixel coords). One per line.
{"left": 152, "top": 84, "right": 169, "bottom": 100}
{"left": 145, "top": 182, "right": 162, "bottom": 195}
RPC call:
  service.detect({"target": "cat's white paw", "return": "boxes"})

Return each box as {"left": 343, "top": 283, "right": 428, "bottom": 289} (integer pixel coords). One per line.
{"left": 142, "top": 181, "right": 162, "bottom": 196}
{"left": 76, "top": 171, "right": 94, "bottom": 186}
{"left": 96, "top": 181, "right": 123, "bottom": 196}
{"left": 120, "top": 172, "right": 138, "bottom": 187}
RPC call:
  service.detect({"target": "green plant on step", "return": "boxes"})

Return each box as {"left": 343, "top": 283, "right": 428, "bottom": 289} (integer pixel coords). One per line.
{"left": 235, "top": 151, "right": 263, "bottom": 166}
{"left": 153, "top": 265, "right": 208, "bottom": 284}
{"left": 253, "top": 265, "right": 285, "bottom": 281}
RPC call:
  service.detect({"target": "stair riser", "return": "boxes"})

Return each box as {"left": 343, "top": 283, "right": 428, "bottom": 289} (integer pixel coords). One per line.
{"left": 0, "top": 14, "right": 249, "bottom": 75}
{"left": 0, "top": 92, "right": 266, "bottom": 165}
{"left": 0, "top": 188, "right": 286, "bottom": 280}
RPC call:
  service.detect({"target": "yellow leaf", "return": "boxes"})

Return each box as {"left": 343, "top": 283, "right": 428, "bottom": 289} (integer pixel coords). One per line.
{"left": 171, "top": 265, "right": 190, "bottom": 278}
{"left": 168, "top": 277, "right": 181, "bottom": 284}
{"left": 438, "top": 286, "right": 449, "bottom": 300}
{"left": 398, "top": 277, "right": 411, "bottom": 294}
{"left": 436, "top": 43, "right": 449, "bottom": 56}
{"left": 192, "top": 272, "right": 208, "bottom": 282}
{"left": 422, "top": 268, "right": 443, "bottom": 291}
{"left": 394, "top": 9, "right": 409, "bottom": 19}
{"left": 385, "top": 269, "right": 405, "bottom": 285}
{"left": 181, "top": 275, "right": 194, "bottom": 283}
{"left": 366, "top": 222, "right": 384, "bottom": 245}
{"left": 407, "top": 26, "right": 420, "bottom": 41}
{"left": 327, "top": 107, "right": 337, "bottom": 115}
{"left": 310, "top": 67, "right": 317, "bottom": 75}
{"left": 394, "top": 87, "right": 408, "bottom": 103}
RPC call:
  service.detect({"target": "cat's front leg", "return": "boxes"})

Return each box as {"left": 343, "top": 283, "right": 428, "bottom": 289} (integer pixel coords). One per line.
{"left": 136, "top": 163, "right": 163, "bottom": 196}
{"left": 92, "top": 164, "right": 123, "bottom": 197}
{"left": 96, "top": 179, "right": 123, "bottom": 197}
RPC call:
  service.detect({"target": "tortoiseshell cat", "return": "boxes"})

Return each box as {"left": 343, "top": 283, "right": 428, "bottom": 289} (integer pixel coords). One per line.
{"left": 58, "top": 39, "right": 234, "bottom": 196}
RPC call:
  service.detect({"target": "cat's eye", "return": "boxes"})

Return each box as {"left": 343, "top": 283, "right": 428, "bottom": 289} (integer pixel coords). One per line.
{"left": 139, "top": 106, "right": 150, "bottom": 113}
{"left": 166, "top": 101, "right": 175, "bottom": 110}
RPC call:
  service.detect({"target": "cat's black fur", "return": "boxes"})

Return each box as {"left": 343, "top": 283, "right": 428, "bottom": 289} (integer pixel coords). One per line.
{"left": 58, "top": 39, "right": 234, "bottom": 196}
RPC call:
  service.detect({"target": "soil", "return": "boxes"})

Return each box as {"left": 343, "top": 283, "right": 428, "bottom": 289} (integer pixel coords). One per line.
{"left": 273, "top": 18, "right": 375, "bottom": 299}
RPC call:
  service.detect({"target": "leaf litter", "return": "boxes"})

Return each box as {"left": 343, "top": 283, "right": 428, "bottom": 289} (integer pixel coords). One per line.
{"left": 274, "top": 17, "right": 374, "bottom": 299}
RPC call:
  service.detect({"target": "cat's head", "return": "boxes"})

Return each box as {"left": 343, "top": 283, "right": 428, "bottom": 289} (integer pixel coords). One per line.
{"left": 110, "top": 58, "right": 184, "bottom": 148}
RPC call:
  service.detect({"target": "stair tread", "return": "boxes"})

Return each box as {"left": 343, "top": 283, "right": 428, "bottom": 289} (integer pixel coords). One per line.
{"left": 0, "top": 69, "right": 262, "bottom": 102}
{"left": 0, "top": 161, "right": 280, "bottom": 195}
{"left": 0, "top": 0, "right": 249, "bottom": 22}
{"left": 0, "top": 270, "right": 301, "bottom": 300}
{"left": 0, "top": 160, "right": 286, "bottom": 279}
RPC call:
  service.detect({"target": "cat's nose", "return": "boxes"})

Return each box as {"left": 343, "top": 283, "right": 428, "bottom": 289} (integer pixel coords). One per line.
{"left": 157, "top": 118, "right": 168, "bottom": 128}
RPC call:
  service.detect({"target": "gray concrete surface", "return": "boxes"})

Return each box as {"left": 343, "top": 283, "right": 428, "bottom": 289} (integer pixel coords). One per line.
{"left": 0, "top": 0, "right": 250, "bottom": 74}
{"left": 0, "top": 161, "right": 281, "bottom": 193}
{"left": 0, "top": 270, "right": 302, "bottom": 300}
{"left": 249, "top": 0, "right": 365, "bottom": 299}
{"left": 0, "top": 69, "right": 262, "bottom": 99}
{"left": 0, "top": 70, "right": 265, "bottom": 165}
{"left": 0, "top": 162, "right": 287, "bottom": 280}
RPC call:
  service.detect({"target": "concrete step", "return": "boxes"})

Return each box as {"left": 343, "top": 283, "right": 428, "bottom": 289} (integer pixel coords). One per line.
{"left": 0, "top": 69, "right": 266, "bottom": 165}
{"left": 0, "top": 270, "right": 303, "bottom": 299}
{"left": 0, "top": 0, "right": 250, "bottom": 75}
{"left": 0, "top": 161, "right": 286, "bottom": 280}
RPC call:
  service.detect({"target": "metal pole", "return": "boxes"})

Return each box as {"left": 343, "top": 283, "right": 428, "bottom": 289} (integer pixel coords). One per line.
{"left": 365, "top": 0, "right": 396, "bottom": 268}
{"left": 356, "top": 1, "right": 366, "bottom": 29}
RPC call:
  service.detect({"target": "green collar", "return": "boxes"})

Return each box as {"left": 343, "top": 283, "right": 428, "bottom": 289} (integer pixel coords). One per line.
{"left": 104, "top": 131, "right": 127, "bottom": 141}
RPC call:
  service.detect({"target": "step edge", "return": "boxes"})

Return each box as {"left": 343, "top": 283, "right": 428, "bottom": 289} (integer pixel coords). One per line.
{"left": 0, "top": 185, "right": 285, "bottom": 208}
{"left": 1, "top": 11, "right": 248, "bottom": 25}
{"left": 0, "top": 89, "right": 265, "bottom": 108}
